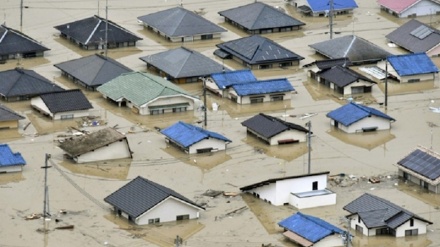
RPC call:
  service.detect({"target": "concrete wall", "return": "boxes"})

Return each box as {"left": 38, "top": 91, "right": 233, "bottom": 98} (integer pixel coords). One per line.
{"left": 269, "top": 129, "right": 307, "bottom": 145}
{"left": 289, "top": 192, "right": 336, "bottom": 209}
{"left": 0, "top": 165, "right": 24, "bottom": 173}
{"left": 74, "top": 140, "right": 131, "bottom": 163}
{"left": 400, "top": 0, "right": 440, "bottom": 18}
{"left": 331, "top": 115, "right": 392, "bottom": 133}
{"left": 188, "top": 138, "right": 228, "bottom": 154}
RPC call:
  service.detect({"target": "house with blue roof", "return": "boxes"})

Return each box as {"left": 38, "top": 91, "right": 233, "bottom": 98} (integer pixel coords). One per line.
{"left": 291, "top": 0, "right": 358, "bottom": 17}
{"left": 377, "top": 53, "right": 438, "bottom": 83}
{"left": 0, "top": 144, "right": 26, "bottom": 173}
{"left": 278, "top": 212, "right": 344, "bottom": 247}
{"left": 207, "top": 70, "right": 256, "bottom": 97}
{"left": 160, "top": 121, "right": 231, "bottom": 154}
{"left": 326, "top": 102, "right": 395, "bottom": 133}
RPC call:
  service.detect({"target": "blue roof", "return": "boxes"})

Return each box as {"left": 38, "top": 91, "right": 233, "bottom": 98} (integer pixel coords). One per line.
{"left": 210, "top": 70, "right": 256, "bottom": 89}
{"left": 307, "top": 0, "right": 358, "bottom": 12}
{"left": 0, "top": 144, "right": 26, "bottom": 167}
{"left": 278, "top": 212, "right": 343, "bottom": 243}
{"left": 232, "top": 78, "right": 294, "bottom": 96}
{"left": 387, "top": 53, "right": 439, "bottom": 76}
{"left": 326, "top": 102, "right": 395, "bottom": 126}
{"left": 160, "top": 121, "right": 231, "bottom": 148}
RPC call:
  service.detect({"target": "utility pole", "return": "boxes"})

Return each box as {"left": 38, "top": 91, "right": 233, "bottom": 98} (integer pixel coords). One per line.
{"left": 306, "top": 121, "right": 312, "bottom": 174}
{"left": 20, "top": 0, "right": 23, "bottom": 31}
{"left": 42, "top": 154, "right": 52, "bottom": 219}
{"left": 385, "top": 58, "right": 388, "bottom": 108}
{"left": 203, "top": 78, "right": 207, "bottom": 128}
{"left": 104, "top": 0, "right": 108, "bottom": 57}
{"left": 329, "top": 0, "right": 334, "bottom": 39}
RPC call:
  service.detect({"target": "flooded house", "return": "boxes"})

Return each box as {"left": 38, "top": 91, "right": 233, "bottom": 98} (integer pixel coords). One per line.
{"left": 54, "top": 15, "right": 142, "bottom": 50}
{"left": 289, "top": 0, "right": 358, "bottom": 17}
{"left": 214, "top": 35, "right": 304, "bottom": 70}
{"left": 207, "top": 70, "right": 256, "bottom": 97}
{"left": 0, "top": 24, "right": 50, "bottom": 61}
{"left": 31, "top": 89, "right": 94, "bottom": 120}
{"left": 137, "top": 6, "right": 226, "bottom": 42}
{"left": 240, "top": 171, "right": 336, "bottom": 209}
{"left": 303, "top": 57, "right": 352, "bottom": 80}
{"left": 218, "top": 2, "right": 305, "bottom": 34}
{"left": 104, "top": 176, "right": 205, "bottom": 225}
{"left": 97, "top": 72, "right": 200, "bottom": 115}
{"left": 343, "top": 193, "right": 433, "bottom": 237}
{"left": 378, "top": 0, "right": 440, "bottom": 18}
{"left": 0, "top": 144, "right": 26, "bottom": 173}
{"left": 326, "top": 102, "right": 396, "bottom": 133}
{"left": 396, "top": 146, "right": 440, "bottom": 194}
{"left": 0, "top": 104, "right": 24, "bottom": 129}
{"left": 58, "top": 127, "right": 132, "bottom": 163}
{"left": 160, "top": 121, "right": 231, "bottom": 154}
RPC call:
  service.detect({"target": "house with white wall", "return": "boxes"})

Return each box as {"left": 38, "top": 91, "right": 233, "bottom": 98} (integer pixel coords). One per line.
{"left": 240, "top": 171, "right": 336, "bottom": 209}
{"left": 0, "top": 144, "right": 26, "bottom": 173}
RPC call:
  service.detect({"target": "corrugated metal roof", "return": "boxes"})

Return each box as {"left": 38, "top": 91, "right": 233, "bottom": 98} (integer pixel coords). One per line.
{"left": 232, "top": 78, "right": 294, "bottom": 96}
{"left": 241, "top": 113, "right": 309, "bottom": 139}
{"left": 218, "top": 2, "right": 304, "bottom": 31}
{"left": 0, "top": 24, "right": 49, "bottom": 56}
{"left": 210, "top": 70, "right": 256, "bottom": 89}
{"left": 216, "top": 35, "right": 304, "bottom": 65}
{"left": 387, "top": 53, "right": 438, "bottom": 76}
{"left": 140, "top": 47, "right": 228, "bottom": 79}
{"left": 138, "top": 7, "right": 226, "bottom": 37}
{"left": 318, "top": 65, "right": 375, "bottom": 87}
{"left": 307, "top": 0, "right": 358, "bottom": 12}
{"left": 326, "top": 102, "right": 395, "bottom": 127}
{"left": 278, "top": 212, "right": 343, "bottom": 243}
{"left": 104, "top": 176, "right": 204, "bottom": 219}
{"left": 397, "top": 146, "right": 440, "bottom": 181}
{"left": 0, "top": 104, "right": 24, "bottom": 122}
{"left": 160, "top": 121, "right": 231, "bottom": 148}
{"left": 54, "top": 54, "right": 132, "bottom": 88}
{"left": 0, "top": 144, "right": 26, "bottom": 167}
{"left": 377, "top": 0, "right": 420, "bottom": 13}
{"left": 97, "top": 72, "right": 198, "bottom": 107}
{"left": 38, "top": 89, "right": 93, "bottom": 113}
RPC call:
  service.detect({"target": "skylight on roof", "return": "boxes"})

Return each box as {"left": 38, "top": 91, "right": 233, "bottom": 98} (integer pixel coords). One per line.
{"left": 410, "top": 25, "right": 433, "bottom": 40}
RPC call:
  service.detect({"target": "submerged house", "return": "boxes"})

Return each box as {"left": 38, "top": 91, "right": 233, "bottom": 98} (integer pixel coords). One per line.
{"left": 58, "top": 127, "right": 132, "bottom": 163}
{"left": 160, "top": 121, "right": 231, "bottom": 154}
{"left": 104, "top": 176, "right": 205, "bottom": 225}
{"left": 240, "top": 171, "right": 336, "bottom": 209}
{"left": 397, "top": 146, "right": 440, "bottom": 194}
{"left": 291, "top": 0, "right": 358, "bottom": 17}
{"left": 138, "top": 6, "right": 226, "bottom": 42}
{"left": 0, "top": 144, "right": 26, "bottom": 173}
{"left": 241, "top": 113, "right": 309, "bottom": 145}
{"left": 228, "top": 78, "right": 295, "bottom": 104}
{"left": 207, "top": 70, "right": 257, "bottom": 97}
{"left": 54, "top": 15, "right": 142, "bottom": 50}
{"left": 303, "top": 57, "right": 352, "bottom": 80}
{"left": 0, "top": 104, "right": 25, "bottom": 129}
{"left": 378, "top": 0, "right": 440, "bottom": 18}
{"left": 326, "top": 102, "right": 395, "bottom": 133}
{"left": 344, "top": 193, "right": 433, "bottom": 237}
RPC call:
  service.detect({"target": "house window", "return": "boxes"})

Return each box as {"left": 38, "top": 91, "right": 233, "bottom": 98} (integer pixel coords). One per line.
{"left": 405, "top": 229, "right": 418, "bottom": 236}
{"left": 410, "top": 219, "right": 414, "bottom": 227}
{"left": 60, "top": 114, "right": 74, "bottom": 120}
{"left": 403, "top": 172, "right": 410, "bottom": 180}
{"left": 279, "top": 62, "right": 292, "bottom": 67}
{"left": 376, "top": 228, "right": 390, "bottom": 235}
{"left": 355, "top": 225, "right": 363, "bottom": 233}
{"left": 358, "top": 216, "right": 361, "bottom": 223}
{"left": 270, "top": 94, "right": 284, "bottom": 101}
{"left": 250, "top": 96, "right": 264, "bottom": 104}
{"left": 258, "top": 64, "right": 272, "bottom": 69}
{"left": 173, "top": 107, "right": 187, "bottom": 113}
{"left": 312, "top": 181, "right": 318, "bottom": 190}
{"left": 148, "top": 218, "right": 160, "bottom": 224}
{"left": 201, "top": 34, "right": 213, "bottom": 40}
{"left": 408, "top": 78, "right": 420, "bottom": 83}
{"left": 150, "top": 109, "right": 164, "bottom": 115}
{"left": 176, "top": 214, "right": 190, "bottom": 221}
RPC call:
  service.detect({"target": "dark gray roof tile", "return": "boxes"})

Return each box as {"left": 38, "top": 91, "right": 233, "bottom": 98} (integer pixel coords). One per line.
{"left": 38, "top": 89, "right": 93, "bottom": 113}
{"left": 0, "top": 25, "right": 49, "bottom": 56}
{"left": 0, "top": 104, "right": 24, "bottom": 121}
{"left": 241, "top": 113, "right": 309, "bottom": 139}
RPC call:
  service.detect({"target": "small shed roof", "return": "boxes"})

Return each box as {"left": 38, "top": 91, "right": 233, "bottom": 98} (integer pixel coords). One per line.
{"left": 318, "top": 65, "right": 375, "bottom": 87}
{"left": 326, "top": 102, "right": 395, "bottom": 127}
{"left": 140, "top": 47, "right": 228, "bottom": 79}
{"left": 241, "top": 113, "right": 309, "bottom": 139}
{"left": 397, "top": 146, "right": 440, "bottom": 183}
{"left": 0, "top": 144, "right": 26, "bottom": 167}
{"left": 0, "top": 24, "right": 50, "bottom": 56}
{"left": 210, "top": 70, "right": 257, "bottom": 88}
{"left": 377, "top": 0, "right": 424, "bottom": 14}
{"left": 387, "top": 53, "right": 438, "bottom": 76}
{"left": 302, "top": 57, "right": 352, "bottom": 70}
{"left": 138, "top": 6, "right": 226, "bottom": 37}
{"left": 0, "top": 104, "right": 25, "bottom": 122}
{"left": 306, "top": 0, "right": 358, "bottom": 12}
{"left": 58, "top": 127, "right": 129, "bottom": 157}
{"left": 218, "top": 2, "right": 305, "bottom": 31}
{"left": 232, "top": 78, "right": 294, "bottom": 96}
{"left": 160, "top": 121, "right": 231, "bottom": 148}
{"left": 278, "top": 212, "right": 343, "bottom": 244}
{"left": 104, "top": 176, "right": 204, "bottom": 219}
{"left": 38, "top": 89, "right": 93, "bottom": 113}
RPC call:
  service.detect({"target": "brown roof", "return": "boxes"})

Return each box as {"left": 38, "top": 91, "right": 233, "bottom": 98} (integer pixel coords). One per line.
{"left": 283, "top": 231, "right": 313, "bottom": 247}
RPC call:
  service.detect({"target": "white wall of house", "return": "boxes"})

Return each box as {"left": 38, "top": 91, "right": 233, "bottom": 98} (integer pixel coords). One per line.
{"left": 74, "top": 140, "right": 131, "bottom": 163}
{"left": 205, "top": 79, "right": 224, "bottom": 96}
{"left": 398, "top": 169, "right": 439, "bottom": 194}
{"left": 136, "top": 197, "right": 201, "bottom": 225}
{"left": 343, "top": 81, "right": 374, "bottom": 95}
{"left": 313, "top": 235, "right": 345, "bottom": 247}
{"left": 395, "top": 218, "right": 428, "bottom": 237}
{"left": 0, "top": 165, "right": 24, "bottom": 173}
{"left": 269, "top": 129, "right": 307, "bottom": 145}
{"left": 247, "top": 183, "right": 277, "bottom": 205}
{"left": 428, "top": 44, "right": 440, "bottom": 57}
{"left": 289, "top": 192, "right": 336, "bottom": 209}
{"left": 31, "top": 97, "right": 91, "bottom": 120}
{"left": 140, "top": 95, "right": 198, "bottom": 115}
{"left": 31, "top": 97, "right": 52, "bottom": 116}
{"left": 228, "top": 90, "right": 292, "bottom": 104}
{"left": 350, "top": 214, "right": 370, "bottom": 236}
{"left": 378, "top": 59, "right": 437, "bottom": 83}
{"left": 330, "top": 115, "right": 392, "bottom": 133}
{"left": 188, "top": 137, "right": 228, "bottom": 154}
{"left": 400, "top": 0, "right": 440, "bottom": 17}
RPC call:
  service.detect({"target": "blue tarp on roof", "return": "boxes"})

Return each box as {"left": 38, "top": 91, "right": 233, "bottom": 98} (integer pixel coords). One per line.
{"left": 326, "top": 102, "right": 395, "bottom": 126}
{"left": 307, "top": 0, "right": 358, "bottom": 12}
{"left": 210, "top": 70, "right": 256, "bottom": 89}
{"left": 387, "top": 53, "right": 439, "bottom": 76}
{"left": 0, "top": 144, "right": 26, "bottom": 167}
{"left": 160, "top": 121, "right": 231, "bottom": 148}
{"left": 278, "top": 212, "right": 343, "bottom": 243}
{"left": 232, "top": 78, "right": 294, "bottom": 96}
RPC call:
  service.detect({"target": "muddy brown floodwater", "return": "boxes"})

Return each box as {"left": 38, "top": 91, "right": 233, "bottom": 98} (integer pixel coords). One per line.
{"left": 1, "top": 0, "right": 440, "bottom": 247}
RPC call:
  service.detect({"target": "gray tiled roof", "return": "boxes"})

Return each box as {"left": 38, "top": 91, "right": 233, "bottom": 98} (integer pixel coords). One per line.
{"left": 139, "top": 47, "right": 228, "bottom": 79}
{"left": 216, "top": 35, "right": 304, "bottom": 65}
{"left": 58, "top": 127, "right": 129, "bottom": 157}
{"left": 38, "top": 89, "right": 93, "bottom": 113}
{"left": 138, "top": 7, "right": 226, "bottom": 37}
{"left": 309, "top": 35, "right": 392, "bottom": 64}
{"left": 0, "top": 104, "right": 24, "bottom": 122}
{"left": 241, "top": 113, "right": 309, "bottom": 139}
{"left": 0, "top": 25, "right": 50, "bottom": 56}
{"left": 303, "top": 58, "right": 352, "bottom": 69}
{"left": 344, "top": 193, "right": 432, "bottom": 229}
{"left": 218, "top": 2, "right": 305, "bottom": 31}
{"left": 54, "top": 54, "right": 133, "bottom": 88}
{"left": 54, "top": 15, "right": 142, "bottom": 46}
{"left": 0, "top": 68, "right": 64, "bottom": 99}
{"left": 104, "top": 176, "right": 204, "bottom": 219}
{"left": 318, "top": 65, "right": 375, "bottom": 87}
{"left": 386, "top": 19, "right": 440, "bottom": 53}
